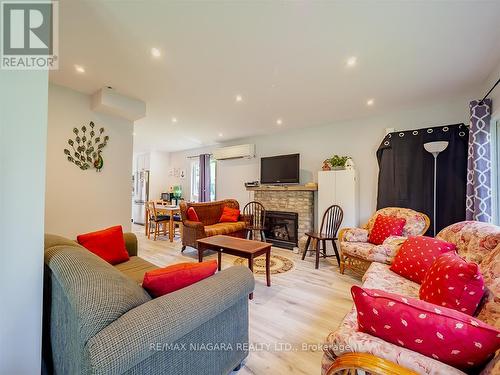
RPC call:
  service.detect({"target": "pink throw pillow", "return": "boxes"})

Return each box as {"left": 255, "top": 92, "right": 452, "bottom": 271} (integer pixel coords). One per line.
{"left": 352, "top": 286, "right": 500, "bottom": 370}
{"left": 420, "top": 252, "right": 485, "bottom": 315}
{"left": 390, "top": 236, "right": 456, "bottom": 284}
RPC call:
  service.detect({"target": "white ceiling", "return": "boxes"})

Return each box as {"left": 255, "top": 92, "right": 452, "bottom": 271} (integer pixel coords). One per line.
{"left": 50, "top": 1, "right": 500, "bottom": 153}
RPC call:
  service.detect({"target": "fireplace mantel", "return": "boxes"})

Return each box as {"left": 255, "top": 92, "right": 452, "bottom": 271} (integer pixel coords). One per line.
{"left": 246, "top": 184, "right": 317, "bottom": 192}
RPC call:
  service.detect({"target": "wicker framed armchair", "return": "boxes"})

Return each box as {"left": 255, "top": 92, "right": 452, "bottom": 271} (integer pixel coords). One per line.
{"left": 339, "top": 207, "right": 430, "bottom": 275}
{"left": 179, "top": 199, "right": 246, "bottom": 250}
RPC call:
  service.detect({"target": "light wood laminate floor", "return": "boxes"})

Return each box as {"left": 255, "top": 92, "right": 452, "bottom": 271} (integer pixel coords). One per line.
{"left": 133, "top": 225, "right": 360, "bottom": 375}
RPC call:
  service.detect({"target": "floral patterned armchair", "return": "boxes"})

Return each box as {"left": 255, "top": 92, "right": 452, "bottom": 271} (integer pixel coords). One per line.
{"left": 339, "top": 207, "right": 430, "bottom": 275}
{"left": 323, "top": 220, "right": 500, "bottom": 375}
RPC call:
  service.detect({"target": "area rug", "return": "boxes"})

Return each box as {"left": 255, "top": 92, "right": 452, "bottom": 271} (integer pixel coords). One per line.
{"left": 233, "top": 254, "right": 294, "bottom": 275}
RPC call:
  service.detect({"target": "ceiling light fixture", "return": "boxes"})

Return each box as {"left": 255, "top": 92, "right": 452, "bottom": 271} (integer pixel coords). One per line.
{"left": 366, "top": 98, "right": 375, "bottom": 106}
{"left": 151, "top": 47, "right": 161, "bottom": 58}
{"left": 74, "top": 65, "right": 85, "bottom": 73}
{"left": 276, "top": 118, "right": 283, "bottom": 125}
{"left": 235, "top": 95, "right": 243, "bottom": 102}
{"left": 218, "top": 133, "right": 223, "bottom": 137}
{"left": 172, "top": 117, "right": 177, "bottom": 123}
{"left": 346, "top": 56, "right": 357, "bottom": 67}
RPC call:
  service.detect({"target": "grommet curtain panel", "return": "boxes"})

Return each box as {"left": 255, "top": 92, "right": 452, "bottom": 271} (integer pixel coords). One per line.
{"left": 466, "top": 99, "right": 492, "bottom": 222}
{"left": 199, "top": 154, "right": 211, "bottom": 202}
{"left": 376, "top": 124, "right": 468, "bottom": 235}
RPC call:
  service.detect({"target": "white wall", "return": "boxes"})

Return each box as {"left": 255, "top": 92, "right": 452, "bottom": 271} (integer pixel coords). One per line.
{"left": 167, "top": 93, "right": 473, "bottom": 225}
{"left": 0, "top": 70, "right": 48, "bottom": 374}
{"left": 148, "top": 151, "right": 171, "bottom": 201}
{"left": 45, "top": 84, "right": 134, "bottom": 238}
{"left": 483, "top": 59, "right": 500, "bottom": 224}
{"left": 484, "top": 61, "right": 500, "bottom": 118}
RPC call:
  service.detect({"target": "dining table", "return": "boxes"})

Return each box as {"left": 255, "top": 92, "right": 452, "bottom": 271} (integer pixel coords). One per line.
{"left": 144, "top": 204, "right": 181, "bottom": 242}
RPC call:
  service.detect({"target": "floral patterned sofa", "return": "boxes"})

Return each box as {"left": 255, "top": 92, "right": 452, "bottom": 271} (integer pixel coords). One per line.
{"left": 323, "top": 221, "right": 500, "bottom": 375}
{"left": 339, "top": 207, "right": 430, "bottom": 275}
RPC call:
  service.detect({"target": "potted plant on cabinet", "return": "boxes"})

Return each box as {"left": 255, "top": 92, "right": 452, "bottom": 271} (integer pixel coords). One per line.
{"left": 323, "top": 155, "right": 352, "bottom": 170}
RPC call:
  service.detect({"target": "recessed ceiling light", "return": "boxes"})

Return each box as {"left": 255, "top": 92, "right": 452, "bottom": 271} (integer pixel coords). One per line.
{"left": 218, "top": 133, "right": 223, "bottom": 137}
{"left": 74, "top": 65, "right": 85, "bottom": 73}
{"left": 151, "top": 48, "right": 161, "bottom": 58}
{"left": 276, "top": 118, "right": 283, "bottom": 125}
{"left": 235, "top": 95, "right": 243, "bottom": 102}
{"left": 367, "top": 98, "right": 375, "bottom": 106}
{"left": 346, "top": 56, "right": 357, "bottom": 67}
{"left": 171, "top": 117, "right": 177, "bottom": 123}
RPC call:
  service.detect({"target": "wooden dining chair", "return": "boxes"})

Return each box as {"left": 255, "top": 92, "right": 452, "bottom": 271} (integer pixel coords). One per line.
{"left": 146, "top": 201, "right": 169, "bottom": 240}
{"left": 242, "top": 201, "right": 266, "bottom": 242}
{"left": 302, "top": 204, "right": 343, "bottom": 269}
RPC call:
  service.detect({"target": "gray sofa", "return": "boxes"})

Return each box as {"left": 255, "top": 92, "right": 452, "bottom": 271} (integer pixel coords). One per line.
{"left": 43, "top": 233, "right": 255, "bottom": 375}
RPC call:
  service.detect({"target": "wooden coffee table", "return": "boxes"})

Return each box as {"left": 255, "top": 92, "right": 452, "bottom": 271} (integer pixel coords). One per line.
{"left": 197, "top": 235, "right": 271, "bottom": 299}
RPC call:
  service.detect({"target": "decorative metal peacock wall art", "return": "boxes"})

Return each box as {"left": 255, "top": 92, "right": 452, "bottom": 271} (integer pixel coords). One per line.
{"left": 63, "top": 121, "right": 109, "bottom": 172}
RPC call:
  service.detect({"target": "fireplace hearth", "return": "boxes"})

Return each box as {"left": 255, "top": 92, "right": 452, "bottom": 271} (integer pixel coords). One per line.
{"left": 264, "top": 211, "right": 298, "bottom": 250}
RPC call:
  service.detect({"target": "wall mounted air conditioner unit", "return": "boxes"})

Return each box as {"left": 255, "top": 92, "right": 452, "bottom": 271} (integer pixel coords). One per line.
{"left": 213, "top": 144, "right": 255, "bottom": 160}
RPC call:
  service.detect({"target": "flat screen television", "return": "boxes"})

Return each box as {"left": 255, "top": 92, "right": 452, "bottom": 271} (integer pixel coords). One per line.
{"left": 260, "top": 153, "right": 300, "bottom": 184}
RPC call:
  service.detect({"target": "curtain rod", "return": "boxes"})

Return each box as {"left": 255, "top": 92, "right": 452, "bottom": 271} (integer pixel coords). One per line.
{"left": 186, "top": 153, "right": 212, "bottom": 159}
{"left": 479, "top": 77, "right": 500, "bottom": 104}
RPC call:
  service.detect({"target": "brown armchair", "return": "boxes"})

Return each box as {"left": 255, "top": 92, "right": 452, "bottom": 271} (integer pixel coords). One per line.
{"left": 179, "top": 199, "right": 246, "bottom": 250}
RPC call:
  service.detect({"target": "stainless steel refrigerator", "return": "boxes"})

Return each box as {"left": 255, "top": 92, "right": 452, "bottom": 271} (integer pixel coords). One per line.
{"left": 132, "top": 170, "right": 149, "bottom": 225}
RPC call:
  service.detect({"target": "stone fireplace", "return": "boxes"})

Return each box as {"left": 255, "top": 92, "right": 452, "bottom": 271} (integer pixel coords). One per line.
{"left": 250, "top": 186, "right": 316, "bottom": 249}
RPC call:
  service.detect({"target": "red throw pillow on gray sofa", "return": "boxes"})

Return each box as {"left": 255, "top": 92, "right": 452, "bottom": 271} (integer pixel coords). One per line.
{"left": 390, "top": 236, "right": 456, "bottom": 284}
{"left": 420, "top": 252, "right": 484, "bottom": 315}
{"left": 77, "top": 225, "right": 130, "bottom": 265}
{"left": 352, "top": 286, "right": 500, "bottom": 371}
{"left": 142, "top": 260, "right": 217, "bottom": 297}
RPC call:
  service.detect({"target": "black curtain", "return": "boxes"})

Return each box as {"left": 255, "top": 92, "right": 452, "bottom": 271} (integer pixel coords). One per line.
{"left": 376, "top": 123, "right": 468, "bottom": 235}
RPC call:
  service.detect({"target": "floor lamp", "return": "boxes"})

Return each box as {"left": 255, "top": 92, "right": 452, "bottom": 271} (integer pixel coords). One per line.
{"left": 424, "top": 141, "right": 449, "bottom": 236}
